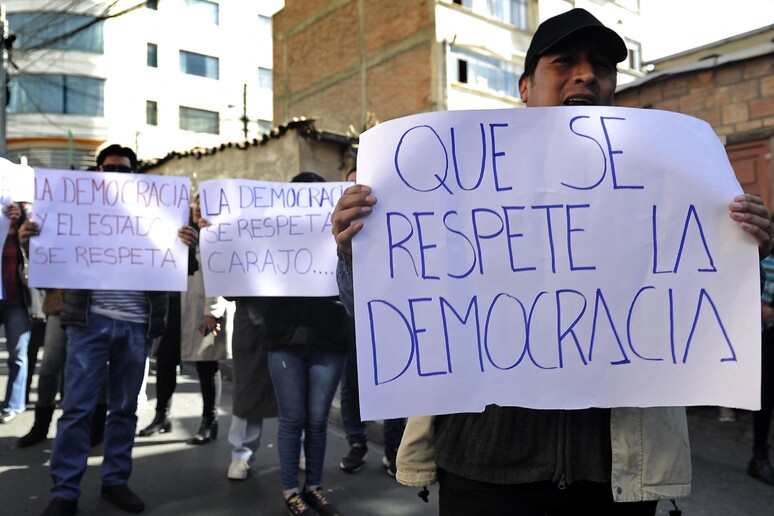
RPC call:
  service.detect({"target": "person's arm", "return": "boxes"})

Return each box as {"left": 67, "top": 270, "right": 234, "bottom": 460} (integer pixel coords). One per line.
{"left": 331, "top": 184, "right": 377, "bottom": 316}
{"left": 728, "top": 193, "right": 772, "bottom": 260}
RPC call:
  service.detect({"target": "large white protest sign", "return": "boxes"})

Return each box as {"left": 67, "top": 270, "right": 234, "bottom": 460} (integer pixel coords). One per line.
{"left": 353, "top": 107, "right": 762, "bottom": 420}
{"left": 198, "top": 179, "right": 346, "bottom": 297}
{"left": 29, "top": 169, "right": 191, "bottom": 291}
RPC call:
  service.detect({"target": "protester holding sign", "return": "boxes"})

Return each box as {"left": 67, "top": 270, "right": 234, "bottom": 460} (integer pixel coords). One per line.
{"left": 331, "top": 9, "right": 773, "bottom": 516}
{"left": 37, "top": 145, "right": 199, "bottom": 516}
{"left": 258, "top": 172, "right": 351, "bottom": 516}
{"left": 0, "top": 201, "right": 33, "bottom": 425}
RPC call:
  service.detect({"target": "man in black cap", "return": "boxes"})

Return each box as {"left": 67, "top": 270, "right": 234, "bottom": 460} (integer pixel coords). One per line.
{"left": 331, "top": 8, "right": 772, "bottom": 515}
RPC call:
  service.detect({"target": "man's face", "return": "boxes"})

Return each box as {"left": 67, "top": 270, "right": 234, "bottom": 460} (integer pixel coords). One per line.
{"left": 99, "top": 154, "right": 133, "bottom": 173}
{"left": 518, "top": 47, "right": 616, "bottom": 108}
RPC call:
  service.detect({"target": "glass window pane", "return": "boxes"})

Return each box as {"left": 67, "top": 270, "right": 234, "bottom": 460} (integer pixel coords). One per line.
{"left": 180, "top": 50, "right": 219, "bottom": 79}
{"left": 8, "top": 12, "right": 104, "bottom": 53}
{"left": 147, "top": 43, "right": 158, "bottom": 67}
{"left": 146, "top": 1, "right": 158, "bottom": 9}
{"left": 146, "top": 100, "right": 158, "bottom": 126}
{"left": 9, "top": 74, "right": 104, "bottom": 115}
{"left": 258, "top": 68, "right": 272, "bottom": 89}
{"left": 452, "top": 49, "right": 521, "bottom": 98}
{"left": 186, "top": 0, "right": 219, "bottom": 25}
{"left": 180, "top": 106, "right": 219, "bottom": 134}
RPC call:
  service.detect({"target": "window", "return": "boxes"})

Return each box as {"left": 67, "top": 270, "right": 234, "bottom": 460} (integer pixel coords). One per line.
{"left": 180, "top": 106, "right": 219, "bottom": 134}
{"left": 146, "top": 100, "right": 158, "bottom": 126}
{"left": 624, "top": 38, "right": 642, "bottom": 71}
{"left": 257, "top": 119, "right": 272, "bottom": 135}
{"left": 180, "top": 50, "right": 219, "bottom": 79}
{"left": 457, "top": 0, "right": 529, "bottom": 30}
{"left": 258, "top": 67, "right": 272, "bottom": 89}
{"left": 9, "top": 74, "right": 104, "bottom": 115}
{"left": 7, "top": 12, "right": 104, "bottom": 53}
{"left": 453, "top": 49, "right": 522, "bottom": 98}
{"left": 186, "top": 0, "right": 219, "bottom": 25}
{"left": 259, "top": 15, "right": 272, "bottom": 39}
{"left": 147, "top": 43, "right": 158, "bottom": 67}
{"left": 146, "top": 0, "right": 158, "bottom": 9}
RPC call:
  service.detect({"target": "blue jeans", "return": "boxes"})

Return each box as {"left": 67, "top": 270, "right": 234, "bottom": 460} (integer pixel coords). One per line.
{"left": 1, "top": 304, "right": 31, "bottom": 413}
{"left": 50, "top": 313, "right": 149, "bottom": 501}
{"left": 340, "top": 349, "right": 405, "bottom": 451}
{"left": 268, "top": 348, "right": 345, "bottom": 490}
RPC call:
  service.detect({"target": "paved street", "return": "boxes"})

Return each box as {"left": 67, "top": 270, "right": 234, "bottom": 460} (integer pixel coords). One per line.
{"left": 0, "top": 352, "right": 772, "bottom": 515}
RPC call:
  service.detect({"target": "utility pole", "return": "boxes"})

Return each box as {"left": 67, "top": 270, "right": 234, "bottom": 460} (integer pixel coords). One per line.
{"left": 240, "top": 83, "right": 248, "bottom": 140}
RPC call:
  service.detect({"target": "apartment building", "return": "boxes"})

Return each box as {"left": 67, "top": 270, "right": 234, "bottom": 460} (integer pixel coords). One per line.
{"left": 3, "top": 0, "right": 282, "bottom": 169}
{"left": 273, "top": 0, "right": 646, "bottom": 135}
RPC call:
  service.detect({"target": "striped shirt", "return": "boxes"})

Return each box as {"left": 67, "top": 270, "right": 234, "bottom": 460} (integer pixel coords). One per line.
{"left": 90, "top": 290, "right": 148, "bottom": 324}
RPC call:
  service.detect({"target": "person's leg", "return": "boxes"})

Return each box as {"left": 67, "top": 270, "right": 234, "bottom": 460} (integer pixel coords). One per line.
{"left": 25, "top": 316, "right": 46, "bottom": 405}
{"left": 188, "top": 360, "right": 220, "bottom": 444}
{"left": 340, "top": 349, "right": 367, "bottom": 444}
{"left": 268, "top": 349, "right": 307, "bottom": 492}
{"left": 49, "top": 317, "right": 112, "bottom": 501}
{"left": 302, "top": 350, "right": 345, "bottom": 488}
{"left": 18, "top": 317, "right": 67, "bottom": 447}
{"left": 35, "top": 315, "right": 67, "bottom": 407}
{"left": 228, "top": 415, "right": 264, "bottom": 462}
{"left": 750, "top": 329, "right": 774, "bottom": 483}
{"left": 100, "top": 319, "right": 150, "bottom": 487}
{"left": 2, "top": 305, "right": 32, "bottom": 414}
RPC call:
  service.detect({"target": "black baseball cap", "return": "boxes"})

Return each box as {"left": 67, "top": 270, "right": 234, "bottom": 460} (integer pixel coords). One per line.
{"left": 524, "top": 8, "right": 627, "bottom": 74}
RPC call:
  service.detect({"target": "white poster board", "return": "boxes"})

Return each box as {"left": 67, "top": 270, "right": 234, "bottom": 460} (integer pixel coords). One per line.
{"left": 354, "top": 107, "right": 762, "bottom": 420}
{"left": 28, "top": 169, "right": 191, "bottom": 291}
{"left": 198, "top": 179, "right": 346, "bottom": 297}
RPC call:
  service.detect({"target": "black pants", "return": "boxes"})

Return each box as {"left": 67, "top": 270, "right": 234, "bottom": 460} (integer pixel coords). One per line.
{"left": 438, "top": 469, "right": 658, "bottom": 516}
{"left": 195, "top": 360, "right": 219, "bottom": 420}
{"left": 753, "top": 328, "right": 774, "bottom": 455}
{"left": 154, "top": 293, "right": 181, "bottom": 414}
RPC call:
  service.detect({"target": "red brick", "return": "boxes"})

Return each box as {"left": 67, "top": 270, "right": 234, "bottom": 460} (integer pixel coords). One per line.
{"left": 722, "top": 102, "right": 750, "bottom": 124}
{"left": 364, "top": 0, "right": 431, "bottom": 53}
{"left": 761, "top": 75, "right": 774, "bottom": 97}
{"left": 729, "top": 80, "right": 759, "bottom": 103}
{"left": 694, "top": 107, "right": 721, "bottom": 127}
{"left": 679, "top": 92, "right": 705, "bottom": 114}
{"left": 751, "top": 98, "right": 774, "bottom": 118}
{"left": 742, "top": 56, "right": 774, "bottom": 80}
{"left": 716, "top": 66, "right": 742, "bottom": 86}
{"left": 662, "top": 78, "right": 688, "bottom": 98}
{"left": 688, "top": 70, "right": 714, "bottom": 92}
{"left": 735, "top": 120, "right": 763, "bottom": 133}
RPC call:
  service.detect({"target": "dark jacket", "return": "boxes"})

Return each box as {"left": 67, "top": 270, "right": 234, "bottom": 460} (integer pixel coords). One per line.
{"left": 60, "top": 289, "right": 169, "bottom": 339}
{"left": 254, "top": 296, "right": 352, "bottom": 353}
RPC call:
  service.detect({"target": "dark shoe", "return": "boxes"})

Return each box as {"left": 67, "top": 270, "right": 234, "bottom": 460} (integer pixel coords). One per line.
{"left": 137, "top": 414, "right": 172, "bottom": 437}
{"left": 101, "top": 484, "right": 145, "bottom": 513}
{"left": 301, "top": 487, "right": 340, "bottom": 516}
{"left": 0, "top": 410, "right": 18, "bottom": 424}
{"left": 284, "top": 492, "right": 314, "bottom": 515}
{"left": 40, "top": 497, "right": 78, "bottom": 516}
{"left": 18, "top": 406, "right": 55, "bottom": 448}
{"left": 339, "top": 442, "right": 367, "bottom": 472}
{"left": 748, "top": 457, "right": 774, "bottom": 486}
{"left": 90, "top": 404, "right": 108, "bottom": 447}
{"left": 382, "top": 447, "right": 397, "bottom": 477}
{"left": 187, "top": 418, "right": 218, "bottom": 445}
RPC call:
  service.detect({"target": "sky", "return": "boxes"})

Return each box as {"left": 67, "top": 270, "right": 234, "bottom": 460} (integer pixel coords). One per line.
{"left": 640, "top": 0, "right": 774, "bottom": 60}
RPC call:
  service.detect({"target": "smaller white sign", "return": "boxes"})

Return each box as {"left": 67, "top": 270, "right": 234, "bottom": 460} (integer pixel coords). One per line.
{"left": 198, "top": 179, "right": 345, "bottom": 297}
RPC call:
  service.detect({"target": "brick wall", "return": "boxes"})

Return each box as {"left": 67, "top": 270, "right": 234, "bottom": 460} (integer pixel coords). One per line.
{"left": 274, "top": 0, "right": 436, "bottom": 133}
{"left": 616, "top": 53, "right": 774, "bottom": 143}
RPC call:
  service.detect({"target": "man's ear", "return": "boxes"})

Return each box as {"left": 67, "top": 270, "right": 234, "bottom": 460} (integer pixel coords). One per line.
{"left": 518, "top": 75, "right": 528, "bottom": 104}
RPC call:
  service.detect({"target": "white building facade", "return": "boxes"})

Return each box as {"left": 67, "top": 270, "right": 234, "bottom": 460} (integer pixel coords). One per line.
{"left": 438, "top": 0, "right": 646, "bottom": 112}
{"left": 4, "top": 0, "right": 282, "bottom": 169}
